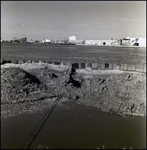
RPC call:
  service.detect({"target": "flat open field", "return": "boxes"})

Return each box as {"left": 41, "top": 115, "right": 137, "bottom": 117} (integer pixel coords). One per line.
{"left": 1, "top": 43, "right": 146, "bottom": 65}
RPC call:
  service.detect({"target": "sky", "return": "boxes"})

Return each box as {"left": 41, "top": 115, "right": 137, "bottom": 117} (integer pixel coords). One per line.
{"left": 1, "top": 1, "right": 146, "bottom": 41}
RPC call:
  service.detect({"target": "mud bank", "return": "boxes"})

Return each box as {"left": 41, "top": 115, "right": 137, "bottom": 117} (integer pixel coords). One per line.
{"left": 1, "top": 63, "right": 146, "bottom": 117}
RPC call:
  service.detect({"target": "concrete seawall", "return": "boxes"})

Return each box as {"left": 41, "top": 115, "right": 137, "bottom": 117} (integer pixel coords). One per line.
{"left": 1, "top": 58, "right": 146, "bottom": 73}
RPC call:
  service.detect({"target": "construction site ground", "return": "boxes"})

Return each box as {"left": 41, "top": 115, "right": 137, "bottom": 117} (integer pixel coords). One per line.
{"left": 1, "top": 63, "right": 146, "bottom": 118}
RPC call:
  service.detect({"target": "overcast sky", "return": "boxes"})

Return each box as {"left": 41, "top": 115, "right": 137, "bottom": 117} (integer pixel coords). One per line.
{"left": 1, "top": 1, "right": 146, "bottom": 40}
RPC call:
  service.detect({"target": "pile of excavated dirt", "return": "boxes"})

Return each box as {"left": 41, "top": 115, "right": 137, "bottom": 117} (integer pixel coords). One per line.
{"left": 52, "top": 70, "right": 146, "bottom": 116}
{"left": 1, "top": 63, "right": 146, "bottom": 116}
{"left": 1, "top": 67, "right": 51, "bottom": 104}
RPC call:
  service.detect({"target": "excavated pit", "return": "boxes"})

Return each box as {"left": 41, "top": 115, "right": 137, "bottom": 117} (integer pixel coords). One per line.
{"left": 1, "top": 63, "right": 146, "bottom": 117}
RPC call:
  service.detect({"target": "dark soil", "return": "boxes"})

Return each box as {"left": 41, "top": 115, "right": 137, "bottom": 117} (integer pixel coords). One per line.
{"left": 1, "top": 64, "right": 146, "bottom": 117}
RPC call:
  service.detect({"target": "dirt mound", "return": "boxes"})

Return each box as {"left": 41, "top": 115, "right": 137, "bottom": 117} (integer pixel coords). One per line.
{"left": 1, "top": 64, "right": 146, "bottom": 116}
{"left": 80, "top": 72, "right": 146, "bottom": 115}
{"left": 53, "top": 71, "right": 146, "bottom": 116}
{"left": 1, "top": 67, "right": 48, "bottom": 104}
{"left": 23, "top": 67, "right": 66, "bottom": 86}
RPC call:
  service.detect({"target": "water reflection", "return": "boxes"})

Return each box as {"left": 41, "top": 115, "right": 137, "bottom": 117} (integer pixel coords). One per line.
{"left": 1, "top": 101, "right": 146, "bottom": 149}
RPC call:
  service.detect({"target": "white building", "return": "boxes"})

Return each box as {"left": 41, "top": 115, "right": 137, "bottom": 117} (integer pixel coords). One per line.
{"left": 42, "top": 38, "right": 51, "bottom": 43}
{"left": 85, "top": 38, "right": 146, "bottom": 47}
{"left": 138, "top": 38, "right": 146, "bottom": 47}
{"left": 85, "top": 40, "right": 114, "bottom": 46}
{"left": 28, "top": 39, "right": 34, "bottom": 43}
{"left": 123, "top": 37, "right": 146, "bottom": 47}
{"left": 69, "top": 35, "right": 76, "bottom": 41}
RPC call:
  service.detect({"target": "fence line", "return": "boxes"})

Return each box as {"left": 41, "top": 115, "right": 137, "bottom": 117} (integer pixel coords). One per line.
{"left": 1, "top": 58, "right": 146, "bottom": 73}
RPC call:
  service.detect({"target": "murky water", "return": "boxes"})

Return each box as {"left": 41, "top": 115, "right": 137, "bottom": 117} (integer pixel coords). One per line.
{"left": 1, "top": 43, "right": 146, "bottom": 64}
{"left": 1, "top": 101, "right": 146, "bottom": 149}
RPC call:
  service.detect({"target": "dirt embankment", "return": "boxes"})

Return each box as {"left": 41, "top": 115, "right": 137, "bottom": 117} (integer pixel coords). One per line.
{"left": 1, "top": 63, "right": 146, "bottom": 116}
{"left": 1, "top": 67, "right": 49, "bottom": 104}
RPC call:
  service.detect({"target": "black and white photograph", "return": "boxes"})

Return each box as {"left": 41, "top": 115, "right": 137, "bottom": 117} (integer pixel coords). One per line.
{"left": 1, "top": 1, "right": 146, "bottom": 149}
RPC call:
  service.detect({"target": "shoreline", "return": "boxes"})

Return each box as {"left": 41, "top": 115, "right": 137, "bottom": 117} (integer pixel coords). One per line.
{"left": 1, "top": 42, "right": 146, "bottom": 48}
{"left": 1, "top": 97, "right": 145, "bottom": 119}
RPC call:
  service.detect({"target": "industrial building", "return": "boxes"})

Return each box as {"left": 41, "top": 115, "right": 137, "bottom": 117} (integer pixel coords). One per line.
{"left": 69, "top": 35, "right": 76, "bottom": 41}
{"left": 84, "top": 37, "right": 146, "bottom": 47}
{"left": 10, "top": 37, "right": 27, "bottom": 43}
{"left": 42, "top": 38, "right": 51, "bottom": 43}
{"left": 68, "top": 35, "right": 85, "bottom": 45}
{"left": 1, "top": 35, "right": 146, "bottom": 47}
{"left": 67, "top": 35, "right": 146, "bottom": 47}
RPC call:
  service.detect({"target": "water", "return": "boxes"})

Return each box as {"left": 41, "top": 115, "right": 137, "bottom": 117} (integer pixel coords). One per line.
{"left": 1, "top": 101, "right": 146, "bottom": 149}
{"left": 1, "top": 43, "right": 146, "bottom": 64}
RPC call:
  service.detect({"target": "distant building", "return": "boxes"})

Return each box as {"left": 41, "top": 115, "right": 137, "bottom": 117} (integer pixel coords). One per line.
{"left": 138, "top": 38, "right": 146, "bottom": 47}
{"left": 35, "top": 40, "right": 40, "bottom": 43}
{"left": 69, "top": 35, "right": 76, "bottom": 41}
{"left": 122, "top": 37, "right": 146, "bottom": 47}
{"left": 85, "top": 37, "right": 146, "bottom": 47}
{"left": 28, "top": 39, "right": 34, "bottom": 43}
{"left": 42, "top": 38, "right": 51, "bottom": 43}
{"left": 10, "top": 37, "right": 27, "bottom": 43}
{"left": 85, "top": 40, "right": 113, "bottom": 46}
